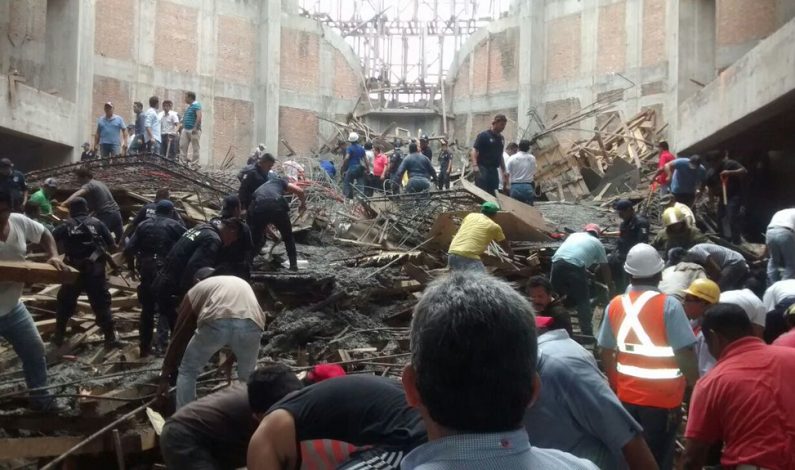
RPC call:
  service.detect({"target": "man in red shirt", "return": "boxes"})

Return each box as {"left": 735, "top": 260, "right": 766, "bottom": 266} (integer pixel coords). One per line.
{"left": 654, "top": 141, "right": 675, "bottom": 193}
{"left": 683, "top": 303, "right": 795, "bottom": 470}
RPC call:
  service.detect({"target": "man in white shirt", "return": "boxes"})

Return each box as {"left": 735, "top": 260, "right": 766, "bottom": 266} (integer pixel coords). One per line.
{"left": 0, "top": 189, "right": 67, "bottom": 410}
{"left": 685, "top": 243, "right": 748, "bottom": 291}
{"left": 498, "top": 142, "right": 518, "bottom": 194}
{"left": 159, "top": 268, "right": 266, "bottom": 409}
{"left": 506, "top": 139, "right": 537, "bottom": 205}
{"left": 159, "top": 100, "right": 180, "bottom": 159}
{"left": 766, "top": 208, "right": 795, "bottom": 286}
{"left": 144, "top": 96, "right": 162, "bottom": 155}
{"left": 763, "top": 279, "right": 795, "bottom": 312}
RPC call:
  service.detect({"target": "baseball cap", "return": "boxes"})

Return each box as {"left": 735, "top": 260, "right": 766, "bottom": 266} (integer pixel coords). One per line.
{"left": 306, "top": 364, "right": 346, "bottom": 384}
{"left": 155, "top": 199, "right": 174, "bottom": 214}
{"left": 613, "top": 199, "right": 633, "bottom": 211}
{"left": 583, "top": 223, "right": 602, "bottom": 235}
{"left": 688, "top": 155, "right": 702, "bottom": 167}
{"left": 481, "top": 201, "right": 500, "bottom": 215}
{"left": 535, "top": 316, "right": 555, "bottom": 329}
{"left": 44, "top": 177, "right": 58, "bottom": 188}
{"left": 104, "top": 101, "right": 113, "bottom": 108}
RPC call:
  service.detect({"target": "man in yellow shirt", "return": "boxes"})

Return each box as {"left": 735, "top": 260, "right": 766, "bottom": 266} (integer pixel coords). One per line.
{"left": 447, "top": 201, "right": 513, "bottom": 271}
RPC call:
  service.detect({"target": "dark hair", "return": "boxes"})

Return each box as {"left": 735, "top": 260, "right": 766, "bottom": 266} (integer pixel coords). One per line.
{"left": 527, "top": 275, "right": 553, "bottom": 294}
{"left": 409, "top": 143, "right": 418, "bottom": 153}
{"left": 410, "top": 272, "right": 537, "bottom": 433}
{"left": 658, "top": 141, "right": 669, "bottom": 151}
{"left": 702, "top": 303, "right": 754, "bottom": 343}
{"left": 374, "top": 145, "right": 382, "bottom": 152}
{"left": 518, "top": 139, "right": 531, "bottom": 152}
{"left": 73, "top": 168, "right": 93, "bottom": 180}
{"left": 259, "top": 153, "right": 276, "bottom": 164}
{"left": 185, "top": 91, "right": 196, "bottom": 101}
{"left": 247, "top": 364, "right": 303, "bottom": 413}
{"left": 134, "top": 101, "right": 143, "bottom": 109}
{"left": 163, "top": 100, "right": 173, "bottom": 106}
{"left": 364, "top": 142, "right": 373, "bottom": 150}
{"left": 220, "top": 217, "right": 242, "bottom": 233}
{"left": 506, "top": 142, "right": 519, "bottom": 151}
{"left": 493, "top": 114, "right": 507, "bottom": 122}
{"left": 149, "top": 96, "right": 159, "bottom": 107}
{"left": 155, "top": 188, "right": 170, "bottom": 201}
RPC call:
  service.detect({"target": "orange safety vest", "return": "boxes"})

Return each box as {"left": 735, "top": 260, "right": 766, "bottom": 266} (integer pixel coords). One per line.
{"left": 608, "top": 290, "right": 686, "bottom": 409}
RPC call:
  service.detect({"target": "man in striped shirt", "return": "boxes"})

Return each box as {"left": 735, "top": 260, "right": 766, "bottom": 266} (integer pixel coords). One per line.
{"left": 179, "top": 90, "right": 202, "bottom": 166}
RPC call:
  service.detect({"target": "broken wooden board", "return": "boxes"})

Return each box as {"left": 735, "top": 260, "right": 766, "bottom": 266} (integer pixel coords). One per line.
{"left": 495, "top": 193, "right": 553, "bottom": 233}
{"left": 0, "top": 261, "right": 78, "bottom": 284}
{"left": 0, "top": 427, "right": 156, "bottom": 459}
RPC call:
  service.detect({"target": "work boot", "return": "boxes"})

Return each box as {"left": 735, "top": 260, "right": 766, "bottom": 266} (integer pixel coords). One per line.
{"left": 103, "top": 326, "right": 124, "bottom": 349}
{"left": 51, "top": 323, "right": 67, "bottom": 347}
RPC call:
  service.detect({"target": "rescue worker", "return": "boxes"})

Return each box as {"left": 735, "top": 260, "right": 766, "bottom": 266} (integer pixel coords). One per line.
{"left": 526, "top": 275, "right": 573, "bottom": 336}
{"left": 124, "top": 200, "right": 187, "bottom": 357}
{"left": 597, "top": 243, "right": 698, "bottom": 470}
{"left": 447, "top": 201, "right": 513, "bottom": 271}
{"left": 341, "top": 132, "right": 369, "bottom": 199}
{"left": 212, "top": 195, "right": 253, "bottom": 279}
{"left": 682, "top": 278, "right": 721, "bottom": 376}
{"left": 651, "top": 206, "right": 708, "bottom": 255}
{"left": 383, "top": 138, "right": 404, "bottom": 194}
{"left": 153, "top": 218, "right": 241, "bottom": 338}
{"left": 684, "top": 243, "right": 748, "bottom": 291}
{"left": 393, "top": 142, "right": 436, "bottom": 194}
{"left": 128, "top": 188, "right": 184, "bottom": 230}
{"left": 659, "top": 251, "right": 707, "bottom": 302}
{"left": 654, "top": 154, "right": 706, "bottom": 207}
{"left": 608, "top": 199, "right": 650, "bottom": 293}
{"left": 238, "top": 153, "right": 275, "bottom": 210}
{"left": 52, "top": 198, "right": 121, "bottom": 348}
{"left": 419, "top": 134, "right": 432, "bottom": 160}
{"left": 28, "top": 177, "right": 57, "bottom": 216}
{"left": 704, "top": 151, "right": 747, "bottom": 244}
{"left": 159, "top": 268, "right": 266, "bottom": 409}
{"left": 550, "top": 224, "right": 614, "bottom": 337}
{"left": 247, "top": 176, "right": 306, "bottom": 271}
{"left": 659, "top": 193, "right": 696, "bottom": 227}
{"left": 0, "top": 158, "right": 28, "bottom": 212}
{"left": 765, "top": 207, "right": 795, "bottom": 285}
{"left": 436, "top": 140, "right": 453, "bottom": 190}
{"left": 62, "top": 168, "right": 124, "bottom": 243}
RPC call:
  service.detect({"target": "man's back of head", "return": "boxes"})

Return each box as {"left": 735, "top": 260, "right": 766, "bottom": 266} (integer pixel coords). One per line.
{"left": 403, "top": 272, "right": 537, "bottom": 435}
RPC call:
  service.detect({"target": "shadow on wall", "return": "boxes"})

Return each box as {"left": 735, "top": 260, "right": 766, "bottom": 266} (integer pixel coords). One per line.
{"left": 0, "top": 129, "right": 73, "bottom": 172}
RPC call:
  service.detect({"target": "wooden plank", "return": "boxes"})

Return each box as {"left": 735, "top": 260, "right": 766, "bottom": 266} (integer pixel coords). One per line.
{"left": 35, "top": 318, "right": 57, "bottom": 336}
{"left": 460, "top": 180, "right": 497, "bottom": 203}
{"left": 0, "top": 261, "right": 78, "bottom": 284}
{"left": 0, "top": 427, "right": 157, "bottom": 459}
{"left": 495, "top": 193, "right": 553, "bottom": 233}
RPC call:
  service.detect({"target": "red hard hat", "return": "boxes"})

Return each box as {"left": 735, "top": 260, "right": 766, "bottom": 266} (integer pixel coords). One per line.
{"left": 583, "top": 223, "right": 602, "bottom": 235}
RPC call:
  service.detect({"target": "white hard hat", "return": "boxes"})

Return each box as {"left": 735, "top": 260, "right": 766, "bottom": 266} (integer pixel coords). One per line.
{"left": 624, "top": 243, "right": 665, "bottom": 277}
{"left": 348, "top": 132, "right": 359, "bottom": 143}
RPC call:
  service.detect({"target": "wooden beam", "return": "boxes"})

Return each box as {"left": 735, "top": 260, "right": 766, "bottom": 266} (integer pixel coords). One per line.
{"left": 0, "top": 261, "right": 78, "bottom": 284}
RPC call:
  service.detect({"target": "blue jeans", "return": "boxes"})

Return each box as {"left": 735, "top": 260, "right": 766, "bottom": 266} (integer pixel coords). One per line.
{"left": 147, "top": 140, "right": 161, "bottom": 155}
{"left": 405, "top": 176, "right": 431, "bottom": 194}
{"left": 510, "top": 182, "right": 535, "bottom": 205}
{"left": 767, "top": 226, "right": 795, "bottom": 285}
{"left": 99, "top": 143, "right": 120, "bottom": 158}
{"left": 0, "top": 303, "right": 51, "bottom": 407}
{"left": 343, "top": 165, "right": 366, "bottom": 199}
{"left": 447, "top": 253, "right": 485, "bottom": 271}
{"left": 176, "top": 318, "right": 262, "bottom": 409}
{"left": 476, "top": 165, "right": 500, "bottom": 196}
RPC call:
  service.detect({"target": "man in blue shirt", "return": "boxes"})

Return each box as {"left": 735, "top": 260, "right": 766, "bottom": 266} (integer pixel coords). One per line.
{"left": 470, "top": 114, "right": 508, "bottom": 196}
{"left": 319, "top": 160, "right": 336, "bottom": 178}
{"left": 656, "top": 155, "right": 706, "bottom": 207}
{"left": 394, "top": 143, "right": 436, "bottom": 194}
{"left": 179, "top": 91, "right": 203, "bottom": 166}
{"left": 401, "top": 272, "right": 597, "bottom": 470}
{"left": 93, "top": 102, "right": 128, "bottom": 158}
{"left": 525, "top": 319, "right": 656, "bottom": 469}
{"left": 341, "top": 132, "right": 369, "bottom": 199}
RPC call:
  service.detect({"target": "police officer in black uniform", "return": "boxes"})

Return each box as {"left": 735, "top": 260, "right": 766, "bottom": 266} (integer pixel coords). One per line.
{"left": 211, "top": 195, "right": 253, "bottom": 280}
{"left": 153, "top": 218, "right": 241, "bottom": 339}
{"left": 124, "top": 200, "right": 187, "bottom": 357}
{"left": 0, "top": 158, "right": 28, "bottom": 212}
{"left": 384, "top": 139, "right": 404, "bottom": 194}
{"left": 609, "top": 199, "right": 650, "bottom": 292}
{"left": 52, "top": 198, "right": 120, "bottom": 348}
{"left": 238, "top": 153, "right": 275, "bottom": 209}
{"left": 248, "top": 177, "right": 306, "bottom": 271}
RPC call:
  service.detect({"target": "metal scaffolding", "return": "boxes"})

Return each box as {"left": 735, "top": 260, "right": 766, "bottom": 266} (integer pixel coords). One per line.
{"left": 299, "top": 0, "right": 512, "bottom": 108}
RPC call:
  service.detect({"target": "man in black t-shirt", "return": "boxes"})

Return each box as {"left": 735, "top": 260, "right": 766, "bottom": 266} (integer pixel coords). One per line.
{"left": 470, "top": 114, "right": 508, "bottom": 196}
{"left": 247, "top": 176, "right": 306, "bottom": 270}
{"left": 705, "top": 151, "right": 747, "bottom": 244}
{"left": 248, "top": 375, "right": 427, "bottom": 470}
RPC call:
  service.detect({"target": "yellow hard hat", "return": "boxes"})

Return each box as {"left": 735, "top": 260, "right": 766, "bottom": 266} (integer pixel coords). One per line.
{"left": 683, "top": 278, "right": 720, "bottom": 304}
{"left": 662, "top": 206, "right": 686, "bottom": 227}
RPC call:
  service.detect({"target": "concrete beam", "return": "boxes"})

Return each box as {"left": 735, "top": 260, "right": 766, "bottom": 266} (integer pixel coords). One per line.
{"left": 254, "top": 1, "right": 281, "bottom": 154}
{"left": 0, "top": 78, "right": 77, "bottom": 147}
{"left": 677, "top": 17, "right": 795, "bottom": 152}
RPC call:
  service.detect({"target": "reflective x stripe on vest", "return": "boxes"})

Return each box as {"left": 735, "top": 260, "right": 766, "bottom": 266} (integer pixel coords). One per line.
{"left": 615, "top": 291, "right": 682, "bottom": 380}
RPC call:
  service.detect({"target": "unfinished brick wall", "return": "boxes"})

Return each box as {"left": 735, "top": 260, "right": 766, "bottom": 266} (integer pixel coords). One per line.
{"left": 597, "top": 2, "right": 626, "bottom": 74}
{"left": 95, "top": 0, "right": 134, "bottom": 61}
{"left": 471, "top": 41, "right": 489, "bottom": 95}
{"left": 154, "top": 1, "right": 198, "bottom": 73}
{"left": 212, "top": 97, "right": 254, "bottom": 166}
{"left": 90, "top": 75, "right": 132, "bottom": 141}
{"left": 452, "top": 57, "right": 470, "bottom": 100}
{"left": 487, "top": 29, "right": 519, "bottom": 93}
{"left": 641, "top": 0, "right": 666, "bottom": 66}
{"left": 544, "top": 98, "right": 581, "bottom": 148}
{"left": 216, "top": 16, "right": 256, "bottom": 84}
{"left": 279, "top": 106, "right": 320, "bottom": 155}
{"left": 333, "top": 51, "right": 361, "bottom": 99}
{"left": 471, "top": 109, "right": 518, "bottom": 143}
{"left": 716, "top": 0, "right": 776, "bottom": 46}
{"left": 546, "top": 14, "right": 581, "bottom": 82}
{"left": 280, "top": 29, "right": 320, "bottom": 94}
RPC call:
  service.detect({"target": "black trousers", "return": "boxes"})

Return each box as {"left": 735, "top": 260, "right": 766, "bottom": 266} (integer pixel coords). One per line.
{"left": 248, "top": 200, "right": 297, "bottom": 268}
{"left": 718, "top": 195, "right": 743, "bottom": 244}
{"left": 137, "top": 256, "right": 162, "bottom": 352}
{"left": 56, "top": 266, "right": 113, "bottom": 333}
{"left": 96, "top": 210, "right": 124, "bottom": 244}
{"left": 160, "top": 421, "right": 245, "bottom": 470}
{"left": 153, "top": 274, "right": 180, "bottom": 335}
{"left": 550, "top": 260, "right": 593, "bottom": 336}
{"left": 437, "top": 168, "right": 450, "bottom": 190}
{"left": 622, "top": 402, "right": 681, "bottom": 470}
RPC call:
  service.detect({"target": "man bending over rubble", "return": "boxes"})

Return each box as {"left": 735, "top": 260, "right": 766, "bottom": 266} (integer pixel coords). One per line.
{"left": 447, "top": 201, "right": 513, "bottom": 271}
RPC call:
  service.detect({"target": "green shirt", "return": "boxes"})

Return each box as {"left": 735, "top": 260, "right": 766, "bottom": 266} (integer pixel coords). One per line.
{"left": 29, "top": 189, "right": 52, "bottom": 215}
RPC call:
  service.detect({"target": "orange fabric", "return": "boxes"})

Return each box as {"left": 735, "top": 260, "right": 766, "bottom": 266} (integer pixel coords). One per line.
{"left": 608, "top": 292, "right": 686, "bottom": 408}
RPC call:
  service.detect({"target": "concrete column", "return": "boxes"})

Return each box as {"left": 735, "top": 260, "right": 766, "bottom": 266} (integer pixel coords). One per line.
{"left": 666, "top": 0, "right": 716, "bottom": 147}
{"left": 197, "top": 0, "right": 217, "bottom": 167}
{"left": 517, "top": 0, "right": 545, "bottom": 138}
{"left": 255, "top": 1, "right": 281, "bottom": 154}
{"left": 624, "top": 0, "right": 643, "bottom": 115}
